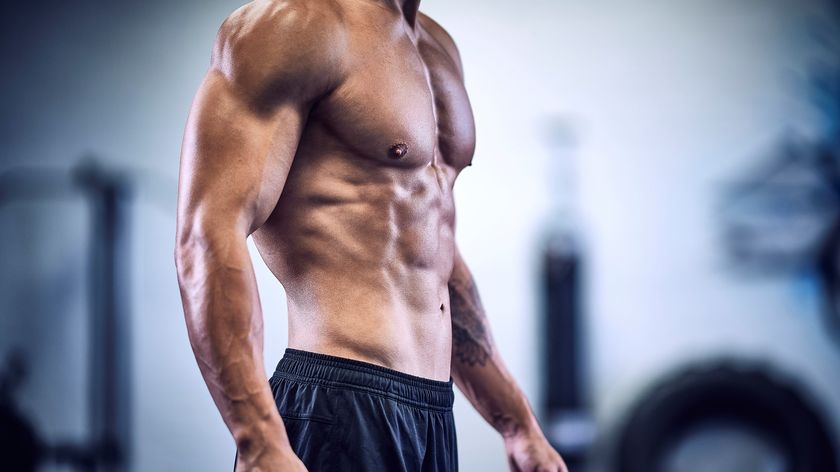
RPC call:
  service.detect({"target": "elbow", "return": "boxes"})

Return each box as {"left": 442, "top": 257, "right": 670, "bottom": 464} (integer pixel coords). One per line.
{"left": 174, "top": 220, "right": 200, "bottom": 279}
{"left": 174, "top": 241, "right": 190, "bottom": 285}
{"left": 174, "top": 220, "right": 219, "bottom": 284}
{"left": 174, "top": 225, "right": 218, "bottom": 312}
{"left": 174, "top": 221, "right": 201, "bottom": 266}
{"left": 174, "top": 230, "right": 199, "bottom": 290}
{"left": 174, "top": 218, "right": 246, "bottom": 281}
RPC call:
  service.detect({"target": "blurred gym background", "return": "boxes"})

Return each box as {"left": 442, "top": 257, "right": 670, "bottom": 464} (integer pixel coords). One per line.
{"left": 1, "top": 0, "right": 839, "bottom": 470}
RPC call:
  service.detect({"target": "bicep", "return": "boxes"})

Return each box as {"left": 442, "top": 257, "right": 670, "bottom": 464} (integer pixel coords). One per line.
{"left": 177, "top": 69, "right": 305, "bottom": 237}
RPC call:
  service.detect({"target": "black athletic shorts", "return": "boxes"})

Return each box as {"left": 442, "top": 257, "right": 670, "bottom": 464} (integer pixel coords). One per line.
{"left": 233, "top": 348, "right": 458, "bottom": 471}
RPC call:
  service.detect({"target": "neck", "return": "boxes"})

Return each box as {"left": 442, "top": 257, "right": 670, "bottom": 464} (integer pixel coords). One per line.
{"left": 396, "top": 0, "right": 421, "bottom": 27}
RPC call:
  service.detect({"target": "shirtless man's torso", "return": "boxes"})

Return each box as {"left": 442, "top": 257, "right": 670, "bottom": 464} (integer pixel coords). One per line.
{"left": 248, "top": 0, "right": 475, "bottom": 381}
{"left": 175, "top": 0, "right": 566, "bottom": 470}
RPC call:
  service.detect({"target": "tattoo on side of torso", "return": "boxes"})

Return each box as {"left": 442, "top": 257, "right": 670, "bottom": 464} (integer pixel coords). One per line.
{"left": 448, "top": 276, "right": 493, "bottom": 367}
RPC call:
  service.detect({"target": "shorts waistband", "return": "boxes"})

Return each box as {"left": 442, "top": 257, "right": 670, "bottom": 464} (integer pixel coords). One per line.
{"left": 273, "top": 348, "right": 454, "bottom": 412}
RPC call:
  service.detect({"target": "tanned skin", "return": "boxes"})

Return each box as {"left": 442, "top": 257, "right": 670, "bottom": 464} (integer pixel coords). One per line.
{"left": 175, "top": 0, "right": 567, "bottom": 470}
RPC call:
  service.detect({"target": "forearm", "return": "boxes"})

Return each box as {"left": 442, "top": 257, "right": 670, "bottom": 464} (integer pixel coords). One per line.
{"left": 448, "top": 261, "right": 543, "bottom": 440}
{"left": 175, "top": 225, "right": 289, "bottom": 456}
{"left": 452, "top": 344, "right": 541, "bottom": 440}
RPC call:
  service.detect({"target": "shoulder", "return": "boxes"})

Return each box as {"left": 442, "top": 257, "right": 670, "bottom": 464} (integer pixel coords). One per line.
{"left": 211, "top": 0, "right": 348, "bottom": 105}
{"left": 417, "top": 12, "right": 464, "bottom": 78}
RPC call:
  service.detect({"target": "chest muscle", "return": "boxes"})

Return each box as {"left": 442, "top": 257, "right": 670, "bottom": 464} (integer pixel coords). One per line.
{"left": 313, "top": 30, "right": 476, "bottom": 172}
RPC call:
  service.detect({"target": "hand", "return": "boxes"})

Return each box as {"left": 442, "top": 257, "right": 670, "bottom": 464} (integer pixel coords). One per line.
{"left": 504, "top": 430, "right": 568, "bottom": 472}
{"left": 235, "top": 444, "right": 308, "bottom": 472}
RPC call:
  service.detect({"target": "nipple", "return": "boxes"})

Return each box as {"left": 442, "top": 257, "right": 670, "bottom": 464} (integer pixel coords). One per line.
{"left": 388, "top": 143, "right": 409, "bottom": 159}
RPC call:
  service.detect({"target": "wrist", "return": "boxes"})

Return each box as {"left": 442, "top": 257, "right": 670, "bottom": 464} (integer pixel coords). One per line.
{"left": 493, "top": 411, "right": 544, "bottom": 443}
{"left": 234, "top": 419, "right": 289, "bottom": 458}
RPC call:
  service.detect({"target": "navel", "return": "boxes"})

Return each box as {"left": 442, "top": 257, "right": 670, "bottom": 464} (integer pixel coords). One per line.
{"left": 388, "top": 143, "right": 409, "bottom": 159}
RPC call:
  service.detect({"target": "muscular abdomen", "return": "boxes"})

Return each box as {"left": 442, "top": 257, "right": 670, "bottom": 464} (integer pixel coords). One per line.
{"left": 250, "top": 6, "right": 475, "bottom": 381}
{"left": 252, "top": 143, "right": 457, "bottom": 380}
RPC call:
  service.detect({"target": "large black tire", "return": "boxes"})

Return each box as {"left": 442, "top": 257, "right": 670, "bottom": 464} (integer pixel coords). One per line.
{"left": 614, "top": 362, "right": 839, "bottom": 472}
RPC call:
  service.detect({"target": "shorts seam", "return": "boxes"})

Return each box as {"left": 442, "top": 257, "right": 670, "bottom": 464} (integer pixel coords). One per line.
{"left": 278, "top": 412, "right": 335, "bottom": 425}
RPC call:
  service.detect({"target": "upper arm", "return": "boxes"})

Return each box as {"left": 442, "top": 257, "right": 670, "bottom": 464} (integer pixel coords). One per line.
{"left": 418, "top": 13, "right": 465, "bottom": 82}
{"left": 450, "top": 239, "right": 471, "bottom": 285}
{"left": 176, "top": 0, "right": 346, "bottom": 241}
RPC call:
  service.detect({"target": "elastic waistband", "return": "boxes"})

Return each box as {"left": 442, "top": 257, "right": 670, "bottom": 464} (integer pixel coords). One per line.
{"left": 273, "top": 348, "right": 454, "bottom": 412}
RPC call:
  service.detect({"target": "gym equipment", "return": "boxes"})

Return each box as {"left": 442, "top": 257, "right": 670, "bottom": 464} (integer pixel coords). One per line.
{"left": 540, "top": 119, "right": 597, "bottom": 470}
{"left": 614, "top": 362, "right": 838, "bottom": 472}
{"left": 0, "top": 159, "right": 133, "bottom": 471}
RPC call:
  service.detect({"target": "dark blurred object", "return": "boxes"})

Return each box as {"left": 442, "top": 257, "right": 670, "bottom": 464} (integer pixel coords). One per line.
{"left": 0, "top": 159, "right": 133, "bottom": 471}
{"left": 543, "top": 238, "right": 583, "bottom": 412}
{"left": 719, "top": 138, "right": 839, "bottom": 273}
{"left": 542, "top": 236, "right": 596, "bottom": 470}
{"left": 540, "top": 118, "right": 596, "bottom": 469}
{"left": 614, "top": 362, "right": 838, "bottom": 472}
{"left": 719, "top": 4, "right": 840, "bottom": 341}
{"left": 719, "top": 140, "right": 840, "bottom": 343}
{"left": 76, "top": 160, "right": 134, "bottom": 472}
{"left": 812, "top": 0, "right": 840, "bottom": 341}
{"left": 0, "top": 351, "right": 44, "bottom": 471}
